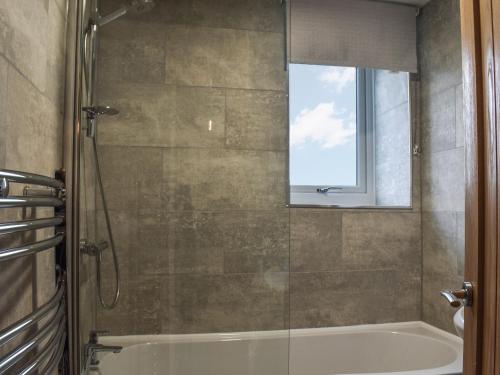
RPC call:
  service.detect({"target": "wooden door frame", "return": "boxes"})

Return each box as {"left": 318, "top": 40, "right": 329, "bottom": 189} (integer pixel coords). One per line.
{"left": 461, "top": 0, "right": 500, "bottom": 374}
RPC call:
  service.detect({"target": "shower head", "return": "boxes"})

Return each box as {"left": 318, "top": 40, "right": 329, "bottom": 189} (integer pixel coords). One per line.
{"left": 98, "top": 0, "right": 156, "bottom": 26}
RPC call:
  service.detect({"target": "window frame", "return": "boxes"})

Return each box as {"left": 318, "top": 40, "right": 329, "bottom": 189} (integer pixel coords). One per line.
{"left": 289, "top": 68, "right": 376, "bottom": 207}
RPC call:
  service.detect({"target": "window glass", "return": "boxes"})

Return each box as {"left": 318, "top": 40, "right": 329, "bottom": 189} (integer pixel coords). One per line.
{"left": 289, "top": 64, "right": 357, "bottom": 187}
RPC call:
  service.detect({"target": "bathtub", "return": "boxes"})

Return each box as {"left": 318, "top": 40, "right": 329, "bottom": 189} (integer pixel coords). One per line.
{"left": 91, "top": 321, "right": 462, "bottom": 375}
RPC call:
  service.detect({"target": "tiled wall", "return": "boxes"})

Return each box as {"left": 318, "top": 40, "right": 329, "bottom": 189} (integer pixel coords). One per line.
{"left": 95, "top": 0, "right": 289, "bottom": 334}
{"left": 93, "top": 0, "right": 425, "bottom": 335}
{"left": 418, "top": 0, "right": 465, "bottom": 332}
{"left": 0, "top": 0, "right": 67, "bottom": 362}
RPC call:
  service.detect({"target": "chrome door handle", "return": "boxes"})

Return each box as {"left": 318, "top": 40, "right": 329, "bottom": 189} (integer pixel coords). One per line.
{"left": 440, "top": 281, "right": 473, "bottom": 307}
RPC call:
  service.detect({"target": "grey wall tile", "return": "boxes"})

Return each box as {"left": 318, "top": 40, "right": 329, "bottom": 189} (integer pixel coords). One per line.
{"left": 97, "top": 84, "right": 226, "bottom": 148}
{"left": 342, "top": 212, "right": 421, "bottom": 271}
{"left": 4, "top": 66, "right": 62, "bottom": 174}
{"left": 97, "top": 146, "right": 162, "bottom": 211}
{"left": 290, "top": 270, "right": 420, "bottom": 328}
{"left": 167, "top": 273, "right": 288, "bottom": 333}
{"left": 419, "top": 0, "right": 464, "bottom": 334}
{"left": 165, "top": 25, "right": 286, "bottom": 91}
{"left": 290, "top": 209, "right": 342, "bottom": 272}
{"left": 226, "top": 89, "right": 288, "bottom": 151}
{"left": 96, "top": 209, "right": 168, "bottom": 279}
{"left": 0, "top": 0, "right": 67, "bottom": 349}
{"left": 101, "top": 0, "right": 285, "bottom": 33}
{"left": 162, "top": 148, "right": 287, "bottom": 211}
{"left": 421, "top": 147, "right": 465, "bottom": 212}
{"left": 98, "top": 20, "right": 166, "bottom": 85}
{"left": 417, "top": 0, "right": 462, "bottom": 95}
{"left": 422, "top": 211, "right": 460, "bottom": 277}
{"left": 420, "top": 86, "right": 456, "bottom": 154}
{"left": 166, "top": 209, "right": 289, "bottom": 274}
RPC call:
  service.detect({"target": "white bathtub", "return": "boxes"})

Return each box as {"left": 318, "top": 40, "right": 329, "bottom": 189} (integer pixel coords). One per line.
{"left": 91, "top": 321, "right": 462, "bottom": 375}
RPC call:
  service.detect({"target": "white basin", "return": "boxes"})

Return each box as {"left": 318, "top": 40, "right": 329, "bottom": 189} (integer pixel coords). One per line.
{"left": 454, "top": 307, "right": 464, "bottom": 338}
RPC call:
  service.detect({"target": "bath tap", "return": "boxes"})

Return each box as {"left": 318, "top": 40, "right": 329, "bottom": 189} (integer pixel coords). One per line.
{"left": 84, "top": 330, "right": 122, "bottom": 369}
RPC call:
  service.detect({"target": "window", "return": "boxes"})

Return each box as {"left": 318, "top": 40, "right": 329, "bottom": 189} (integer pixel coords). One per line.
{"left": 289, "top": 65, "right": 411, "bottom": 207}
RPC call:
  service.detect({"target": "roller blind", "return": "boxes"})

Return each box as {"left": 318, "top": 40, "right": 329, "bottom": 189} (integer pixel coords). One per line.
{"left": 290, "top": 0, "right": 418, "bottom": 72}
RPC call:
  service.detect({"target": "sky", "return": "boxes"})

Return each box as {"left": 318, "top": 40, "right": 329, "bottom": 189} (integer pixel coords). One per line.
{"left": 289, "top": 64, "right": 358, "bottom": 187}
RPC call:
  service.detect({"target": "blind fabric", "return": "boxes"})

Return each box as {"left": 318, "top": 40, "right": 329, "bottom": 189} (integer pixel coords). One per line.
{"left": 290, "top": 0, "right": 418, "bottom": 73}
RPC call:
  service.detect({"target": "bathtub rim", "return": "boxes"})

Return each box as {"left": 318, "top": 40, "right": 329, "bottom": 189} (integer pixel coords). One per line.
{"left": 99, "top": 320, "right": 463, "bottom": 347}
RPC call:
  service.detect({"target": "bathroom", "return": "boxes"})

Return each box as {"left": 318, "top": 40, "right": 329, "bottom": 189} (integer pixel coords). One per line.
{"left": 0, "top": 0, "right": 495, "bottom": 374}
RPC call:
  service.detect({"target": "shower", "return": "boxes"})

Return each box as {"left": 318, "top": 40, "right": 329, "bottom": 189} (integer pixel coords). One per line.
{"left": 98, "top": 0, "right": 156, "bottom": 26}
{"left": 79, "top": 0, "right": 157, "bottom": 311}
{"left": 82, "top": 106, "right": 121, "bottom": 310}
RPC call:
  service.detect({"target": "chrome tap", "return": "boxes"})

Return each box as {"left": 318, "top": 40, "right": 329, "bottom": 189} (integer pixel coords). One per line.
{"left": 84, "top": 330, "right": 122, "bottom": 369}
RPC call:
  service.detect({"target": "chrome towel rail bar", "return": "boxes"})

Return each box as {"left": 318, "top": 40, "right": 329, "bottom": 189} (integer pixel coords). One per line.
{"left": 18, "top": 327, "right": 66, "bottom": 375}
{"left": 0, "top": 169, "right": 64, "bottom": 191}
{"left": 0, "top": 304, "right": 65, "bottom": 374}
{"left": 0, "top": 196, "right": 64, "bottom": 208}
{"left": 0, "top": 280, "right": 65, "bottom": 347}
{"left": 0, "top": 233, "right": 64, "bottom": 263}
{"left": 0, "top": 217, "right": 64, "bottom": 235}
{"left": 0, "top": 168, "right": 67, "bottom": 374}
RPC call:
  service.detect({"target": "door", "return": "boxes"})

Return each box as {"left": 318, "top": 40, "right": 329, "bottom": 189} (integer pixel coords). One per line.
{"left": 461, "top": 0, "right": 500, "bottom": 373}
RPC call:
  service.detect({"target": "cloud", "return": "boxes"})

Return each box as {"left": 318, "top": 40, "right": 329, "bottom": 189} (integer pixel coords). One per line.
{"left": 319, "top": 66, "right": 356, "bottom": 92}
{"left": 290, "top": 102, "right": 356, "bottom": 149}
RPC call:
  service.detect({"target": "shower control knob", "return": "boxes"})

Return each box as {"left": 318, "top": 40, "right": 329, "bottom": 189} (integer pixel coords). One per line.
{"left": 440, "top": 281, "right": 473, "bottom": 308}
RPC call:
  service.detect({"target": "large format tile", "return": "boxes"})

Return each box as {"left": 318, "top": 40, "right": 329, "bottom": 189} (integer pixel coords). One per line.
{"left": 162, "top": 148, "right": 287, "bottom": 210}
{"left": 290, "top": 209, "right": 342, "bottom": 272}
{"left": 100, "top": 0, "right": 285, "bottom": 32}
{"left": 166, "top": 273, "right": 289, "bottom": 333}
{"left": 166, "top": 209, "right": 289, "bottom": 274}
{"left": 420, "top": 85, "right": 457, "bottom": 154}
{"left": 165, "top": 25, "right": 286, "bottom": 91}
{"left": 341, "top": 212, "right": 421, "bottom": 271}
{"left": 97, "top": 146, "right": 162, "bottom": 211}
{"left": 226, "top": 89, "right": 288, "bottom": 151}
{"left": 0, "top": 55, "right": 7, "bottom": 168}
{"left": 98, "top": 20, "right": 166, "bottom": 85}
{"left": 96, "top": 209, "right": 168, "bottom": 279}
{"left": 97, "top": 83, "right": 226, "bottom": 148}
{"left": 4, "top": 66, "right": 62, "bottom": 174}
{"left": 97, "top": 274, "right": 162, "bottom": 335}
{"left": 421, "top": 147, "right": 465, "bottom": 212}
{"left": 290, "top": 270, "right": 420, "bottom": 328}
{"left": 0, "top": 0, "right": 48, "bottom": 92}
{"left": 417, "top": 0, "right": 462, "bottom": 95}
{"left": 422, "top": 211, "right": 460, "bottom": 277}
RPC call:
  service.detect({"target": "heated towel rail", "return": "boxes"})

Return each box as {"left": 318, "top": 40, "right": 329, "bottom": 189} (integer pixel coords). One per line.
{"left": 0, "top": 168, "right": 67, "bottom": 375}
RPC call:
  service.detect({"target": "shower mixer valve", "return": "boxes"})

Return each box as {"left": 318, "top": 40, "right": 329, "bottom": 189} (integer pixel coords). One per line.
{"left": 80, "top": 239, "right": 109, "bottom": 257}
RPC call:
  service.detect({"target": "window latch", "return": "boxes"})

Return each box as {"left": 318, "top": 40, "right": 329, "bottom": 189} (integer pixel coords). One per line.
{"left": 316, "top": 186, "right": 342, "bottom": 193}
